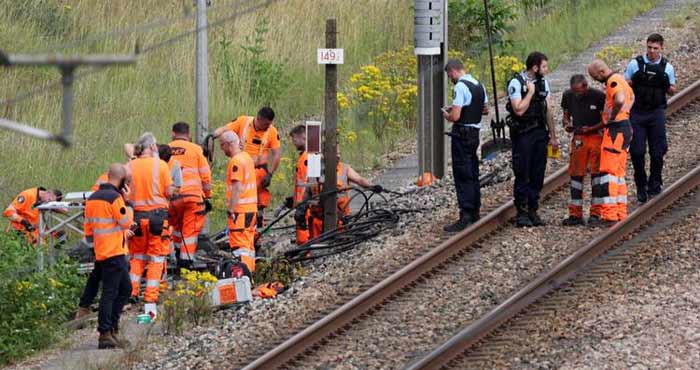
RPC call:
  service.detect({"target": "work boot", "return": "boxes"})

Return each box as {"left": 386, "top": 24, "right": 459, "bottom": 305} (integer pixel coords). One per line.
{"left": 587, "top": 215, "right": 616, "bottom": 228}
{"left": 528, "top": 208, "right": 544, "bottom": 227}
{"left": 637, "top": 191, "right": 648, "bottom": 204}
{"left": 443, "top": 213, "right": 474, "bottom": 233}
{"left": 562, "top": 216, "right": 584, "bottom": 226}
{"left": 111, "top": 328, "right": 131, "bottom": 348}
{"left": 74, "top": 306, "right": 91, "bottom": 320}
{"left": 98, "top": 332, "right": 120, "bottom": 350}
{"left": 515, "top": 204, "right": 532, "bottom": 228}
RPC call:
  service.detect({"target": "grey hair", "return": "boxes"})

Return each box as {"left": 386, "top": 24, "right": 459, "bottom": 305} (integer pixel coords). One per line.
{"left": 220, "top": 130, "right": 240, "bottom": 147}
{"left": 134, "top": 132, "right": 157, "bottom": 156}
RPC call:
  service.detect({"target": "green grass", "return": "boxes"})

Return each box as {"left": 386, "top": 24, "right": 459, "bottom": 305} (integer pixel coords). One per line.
{"left": 0, "top": 0, "right": 412, "bottom": 212}
{"left": 503, "top": 0, "right": 662, "bottom": 70}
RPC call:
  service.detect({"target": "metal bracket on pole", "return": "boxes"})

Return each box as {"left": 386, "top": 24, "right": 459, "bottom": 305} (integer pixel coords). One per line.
{"left": 0, "top": 52, "right": 136, "bottom": 147}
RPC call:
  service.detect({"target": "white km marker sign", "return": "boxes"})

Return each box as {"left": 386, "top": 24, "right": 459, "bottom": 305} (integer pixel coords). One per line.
{"left": 317, "top": 48, "right": 344, "bottom": 65}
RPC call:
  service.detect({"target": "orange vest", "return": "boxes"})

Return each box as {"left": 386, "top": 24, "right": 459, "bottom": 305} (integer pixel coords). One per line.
{"left": 226, "top": 151, "right": 257, "bottom": 214}
{"left": 294, "top": 151, "right": 309, "bottom": 206}
{"left": 84, "top": 184, "right": 133, "bottom": 261}
{"left": 604, "top": 73, "right": 635, "bottom": 124}
{"left": 225, "top": 116, "right": 280, "bottom": 165}
{"left": 168, "top": 139, "right": 212, "bottom": 198}
{"left": 127, "top": 157, "right": 172, "bottom": 211}
{"left": 310, "top": 163, "right": 350, "bottom": 216}
{"left": 3, "top": 187, "right": 41, "bottom": 231}
{"left": 91, "top": 172, "right": 109, "bottom": 192}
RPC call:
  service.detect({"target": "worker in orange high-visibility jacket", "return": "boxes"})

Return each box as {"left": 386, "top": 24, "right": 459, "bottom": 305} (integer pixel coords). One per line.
{"left": 288, "top": 124, "right": 310, "bottom": 245}
{"left": 220, "top": 131, "right": 258, "bottom": 275}
{"left": 83, "top": 163, "right": 134, "bottom": 349}
{"left": 560, "top": 74, "right": 606, "bottom": 226}
{"left": 588, "top": 60, "right": 634, "bottom": 224}
{"left": 167, "top": 122, "right": 212, "bottom": 267}
{"left": 214, "top": 107, "right": 281, "bottom": 227}
{"left": 3, "top": 187, "right": 62, "bottom": 243}
{"left": 301, "top": 148, "right": 382, "bottom": 240}
{"left": 126, "top": 132, "right": 176, "bottom": 304}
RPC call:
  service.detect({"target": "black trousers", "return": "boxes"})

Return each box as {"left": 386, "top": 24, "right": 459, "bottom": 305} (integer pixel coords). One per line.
{"left": 97, "top": 255, "right": 132, "bottom": 334}
{"left": 512, "top": 127, "right": 549, "bottom": 209}
{"left": 451, "top": 125, "right": 481, "bottom": 215}
{"left": 630, "top": 107, "right": 668, "bottom": 196}
{"left": 79, "top": 263, "right": 102, "bottom": 308}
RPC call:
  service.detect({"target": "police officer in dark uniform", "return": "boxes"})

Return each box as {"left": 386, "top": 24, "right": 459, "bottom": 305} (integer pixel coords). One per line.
{"left": 442, "top": 59, "right": 488, "bottom": 232}
{"left": 506, "top": 52, "right": 559, "bottom": 227}
{"left": 624, "top": 33, "right": 677, "bottom": 203}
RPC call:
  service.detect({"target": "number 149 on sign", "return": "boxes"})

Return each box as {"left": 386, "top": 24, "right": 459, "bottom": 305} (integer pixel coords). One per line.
{"left": 317, "top": 48, "right": 344, "bottom": 64}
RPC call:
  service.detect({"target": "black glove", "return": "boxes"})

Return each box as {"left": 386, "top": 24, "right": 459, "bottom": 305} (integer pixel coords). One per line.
{"left": 284, "top": 196, "right": 294, "bottom": 209}
{"left": 21, "top": 219, "right": 34, "bottom": 232}
{"left": 203, "top": 198, "right": 213, "bottom": 213}
{"left": 294, "top": 206, "right": 308, "bottom": 230}
{"left": 261, "top": 172, "right": 272, "bottom": 188}
{"left": 370, "top": 185, "right": 384, "bottom": 193}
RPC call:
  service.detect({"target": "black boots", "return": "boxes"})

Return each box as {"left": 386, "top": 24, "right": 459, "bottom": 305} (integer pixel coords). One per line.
{"left": 515, "top": 203, "right": 544, "bottom": 227}
{"left": 444, "top": 211, "right": 479, "bottom": 233}
{"left": 528, "top": 207, "right": 544, "bottom": 226}
{"left": 515, "top": 203, "right": 532, "bottom": 228}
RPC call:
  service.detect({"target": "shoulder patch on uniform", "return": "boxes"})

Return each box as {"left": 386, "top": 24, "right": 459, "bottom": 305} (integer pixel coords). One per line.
{"left": 508, "top": 85, "right": 516, "bottom": 95}
{"left": 17, "top": 195, "right": 25, "bottom": 203}
{"left": 233, "top": 165, "right": 239, "bottom": 172}
{"left": 120, "top": 207, "right": 127, "bottom": 215}
{"left": 610, "top": 81, "right": 618, "bottom": 88}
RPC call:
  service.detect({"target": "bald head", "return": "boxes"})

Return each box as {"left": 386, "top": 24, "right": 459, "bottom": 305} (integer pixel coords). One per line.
{"left": 588, "top": 59, "right": 611, "bottom": 83}
{"left": 107, "top": 163, "right": 127, "bottom": 182}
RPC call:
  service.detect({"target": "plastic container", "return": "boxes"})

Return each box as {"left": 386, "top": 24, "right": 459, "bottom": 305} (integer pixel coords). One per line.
{"left": 210, "top": 276, "right": 252, "bottom": 306}
{"left": 136, "top": 314, "right": 152, "bottom": 324}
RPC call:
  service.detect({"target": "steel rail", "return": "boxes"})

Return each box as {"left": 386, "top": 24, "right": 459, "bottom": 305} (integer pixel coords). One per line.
{"left": 404, "top": 80, "right": 700, "bottom": 370}
{"left": 242, "top": 168, "right": 568, "bottom": 369}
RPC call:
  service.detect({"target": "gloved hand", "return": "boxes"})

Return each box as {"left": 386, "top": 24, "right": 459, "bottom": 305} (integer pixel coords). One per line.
{"left": 261, "top": 172, "right": 273, "bottom": 188}
{"left": 370, "top": 185, "right": 384, "bottom": 193}
{"left": 284, "top": 196, "right": 294, "bottom": 209}
{"left": 294, "top": 206, "right": 308, "bottom": 230}
{"left": 21, "top": 219, "right": 35, "bottom": 232}
{"left": 203, "top": 198, "right": 213, "bottom": 213}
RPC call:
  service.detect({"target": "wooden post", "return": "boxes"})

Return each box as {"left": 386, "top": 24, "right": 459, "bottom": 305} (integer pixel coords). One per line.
{"left": 321, "top": 18, "right": 338, "bottom": 232}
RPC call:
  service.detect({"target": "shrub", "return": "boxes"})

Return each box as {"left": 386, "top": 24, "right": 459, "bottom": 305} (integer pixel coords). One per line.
{"left": 218, "top": 17, "right": 290, "bottom": 108}
{"left": 0, "top": 232, "right": 83, "bottom": 365}
{"left": 161, "top": 269, "right": 217, "bottom": 335}
{"left": 595, "top": 45, "right": 636, "bottom": 67}
{"left": 448, "top": 0, "right": 516, "bottom": 56}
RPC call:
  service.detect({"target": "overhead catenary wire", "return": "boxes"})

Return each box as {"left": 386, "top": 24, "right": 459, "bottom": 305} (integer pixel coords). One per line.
{"left": 1, "top": 0, "right": 277, "bottom": 108}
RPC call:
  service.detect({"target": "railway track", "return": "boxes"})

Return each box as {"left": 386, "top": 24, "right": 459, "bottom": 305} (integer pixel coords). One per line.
{"left": 239, "top": 79, "right": 700, "bottom": 370}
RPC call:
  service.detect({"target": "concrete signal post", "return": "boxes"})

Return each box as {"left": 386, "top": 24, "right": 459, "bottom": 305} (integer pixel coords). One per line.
{"left": 415, "top": 0, "right": 448, "bottom": 180}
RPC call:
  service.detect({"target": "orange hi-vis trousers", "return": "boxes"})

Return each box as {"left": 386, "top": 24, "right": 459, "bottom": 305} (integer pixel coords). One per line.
{"left": 228, "top": 212, "right": 257, "bottom": 273}
{"left": 129, "top": 210, "right": 170, "bottom": 303}
{"left": 169, "top": 195, "right": 205, "bottom": 262}
{"left": 568, "top": 133, "right": 603, "bottom": 218}
{"left": 255, "top": 166, "right": 271, "bottom": 210}
{"left": 296, "top": 225, "right": 310, "bottom": 245}
{"left": 595, "top": 121, "right": 632, "bottom": 222}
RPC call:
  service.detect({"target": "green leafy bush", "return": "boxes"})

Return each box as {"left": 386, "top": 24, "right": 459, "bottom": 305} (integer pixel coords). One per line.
{"left": 448, "top": 0, "right": 516, "bottom": 56}
{"left": 0, "top": 232, "right": 83, "bottom": 365}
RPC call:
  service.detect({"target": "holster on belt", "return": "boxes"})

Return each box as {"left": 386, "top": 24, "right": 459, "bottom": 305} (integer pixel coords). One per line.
{"left": 133, "top": 209, "right": 168, "bottom": 236}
